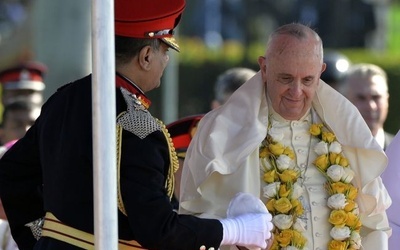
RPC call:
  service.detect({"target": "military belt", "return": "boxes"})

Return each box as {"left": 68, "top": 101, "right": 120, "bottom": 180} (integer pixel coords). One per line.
{"left": 42, "top": 212, "right": 145, "bottom": 249}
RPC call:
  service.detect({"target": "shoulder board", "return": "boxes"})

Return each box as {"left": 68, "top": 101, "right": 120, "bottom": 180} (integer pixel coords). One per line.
{"left": 116, "top": 87, "right": 161, "bottom": 139}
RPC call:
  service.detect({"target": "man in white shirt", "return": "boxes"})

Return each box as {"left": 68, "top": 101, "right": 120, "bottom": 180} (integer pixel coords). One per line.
{"left": 339, "top": 63, "right": 393, "bottom": 150}
{"left": 179, "top": 23, "right": 391, "bottom": 250}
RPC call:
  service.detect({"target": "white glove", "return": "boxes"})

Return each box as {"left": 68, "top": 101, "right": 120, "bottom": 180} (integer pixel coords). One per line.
{"left": 219, "top": 192, "right": 274, "bottom": 248}
{"left": 219, "top": 213, "right": 273, "bottom": 248}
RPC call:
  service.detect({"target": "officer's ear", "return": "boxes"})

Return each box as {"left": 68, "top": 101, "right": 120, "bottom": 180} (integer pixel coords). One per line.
{"left": 138, "top": 45, "right": 153, "bottom": 71}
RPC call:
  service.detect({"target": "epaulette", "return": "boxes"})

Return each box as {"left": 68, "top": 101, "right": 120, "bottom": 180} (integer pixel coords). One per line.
{"left": 116, "top": 87, "right": 161, "bottom": 139}
{"left": 115, "top": 87, "right": 178, "bottom": 216}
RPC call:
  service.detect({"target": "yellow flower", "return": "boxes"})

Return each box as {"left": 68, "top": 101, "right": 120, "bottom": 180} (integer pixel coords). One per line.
{"left": 314, "top": 154, "right": 330, "bottom": 171}
{"left": 329, "top": 240, "right": 347, "bottom": 250}
{"left": 263, "top": 170, "right": 277, "bottom": 183}
{"left": 259, "top": 146, "right": 270, "bottom": 158}
{"left": 344, "top": 200, "right": 356, "bottom": 212}
{"left": 291, "top": 199, "right": 304, "bottom": 216}
{"left": 329, "top": 153, "right": 339, "bottom": 165}
{"left": 346, "top": 212, "right": 361, "bottom": 229}
{"left": 322, "top": 131, "right": 336, "bottom": 143}
{"left": 266, "top": 199, "right": 276, "bottom": 213}
{"left": 283, "top": 147, "right": 295, "bottom": 160}
{"left": 347, "top": 186, "right": 358, "bottom": 200}
{"left": 310, "top": 123, "right": 323, "bottom": 136}
{"left": 269, "top": 142, "right": 285, "bottom": 156}
{"left": 292, "top": 230, "right": 307, "bottom": 247}
{"left": 329, "top": 210, "right": 348, "bottom": 226}
{"left": 331, "top": 182, "right": 348, "bottom": 194}
{"left": 279, "top": 184, "right": 290, "bottom": 198}
{"left": 274, "top": 197, "right": 293, "bottom": 214}
{"left": 339, "top": 156, "right": 349, "bottom": 167}
{"left": 270, "top": 238, "right": 279, "bottom": 250}
{"left": 278, "top": 169, "right": 299, "bottom": 183}
{"left": 276, "top": 229, "right": 293, "bottom": 247}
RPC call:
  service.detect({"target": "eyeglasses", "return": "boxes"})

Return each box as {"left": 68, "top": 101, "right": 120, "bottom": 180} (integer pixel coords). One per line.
{"left": 146, "top": 29, "right": 174, "bottom": 38}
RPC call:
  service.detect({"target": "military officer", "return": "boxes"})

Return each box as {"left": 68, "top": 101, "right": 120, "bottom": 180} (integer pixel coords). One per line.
{"left": 0, "top": 1, "right": 273, "bottom": 249}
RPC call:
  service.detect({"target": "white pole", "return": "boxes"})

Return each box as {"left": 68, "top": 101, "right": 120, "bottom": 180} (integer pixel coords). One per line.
{"left": 91, "top": 0, "right": 118, "bottom": 249}
{"left": 162, "top": 48, "right": 179, "bottom": 124}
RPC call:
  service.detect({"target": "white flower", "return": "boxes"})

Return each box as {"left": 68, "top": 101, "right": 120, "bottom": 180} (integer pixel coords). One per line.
{"left": 327, "top": 193, "right": 347, "bottom": 209}
{"left": 282, "top": 246, "right": 300, "bottom": 250}
{"left": 330, "top": 226, "right": 351, "bottom": 240}
{"left": 353, "top": 206, "right": 360, "bottom": 216}
{"left": 273, "top": 214, "right": 293, "bottom": 230}
{"left": 268, "top": 127, "right": 284, "bottom": 142}
{"left": 341, "top": 167, "right": 355, "bottom": 183}
{"left": 260, "top": 157, "right": 273, "bottom": 171}
{"left": 327, "top": 165, "right": 345, "bottom": 182}
{"left": 291, "top": 182, "right": 304, "bottom": 200}
{"left": 276, "top": 155, "right": 292, "bottom": 171}
{"left": 350, "top": 231, "right": 362, "bottom": 249}
{"left": 293, "top": 218, "right": 307, "bottom": 232}
{"left": 314, "top": 141, "right": 329, "bottom": 155}
{"left": 329, "top": 141, "right": 342, "bottom": 153}
{"left": 263, "top": 182, "right": 280, "bottom": 198}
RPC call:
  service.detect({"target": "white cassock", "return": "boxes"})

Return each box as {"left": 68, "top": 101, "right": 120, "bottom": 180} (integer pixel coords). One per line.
{"left": 381, "top": 131, "right": 400, "bottom": 250}
{"left": 179, "top": 71, "right": 392, "bottom": 249}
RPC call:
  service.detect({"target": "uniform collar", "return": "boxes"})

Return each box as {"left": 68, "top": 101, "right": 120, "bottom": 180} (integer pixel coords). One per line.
{"left": 116, "top": 72, "right": 151, "bottom": 109}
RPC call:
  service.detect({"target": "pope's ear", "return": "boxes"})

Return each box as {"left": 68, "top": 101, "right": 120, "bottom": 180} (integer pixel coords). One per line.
{"left": 321, "top": 63, "right": 327, "bottom": 74}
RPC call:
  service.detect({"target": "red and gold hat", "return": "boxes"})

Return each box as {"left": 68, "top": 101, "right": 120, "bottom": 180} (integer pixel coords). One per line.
{"left": 167, "top": 115, "right": 204, "bottom": 159}
{"left": 0, "top": 61, "right": 47, "bottom": 91}
{"left": 115, "top": 0, "right": 185, "bottom": 52}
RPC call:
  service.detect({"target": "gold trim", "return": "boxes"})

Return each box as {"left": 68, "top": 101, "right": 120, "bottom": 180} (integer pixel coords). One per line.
{"left": 116, "top": 123, "right": 127, "bottom": 216}
{"left": 42, "top": 212, "right": 144, "bottom": 249}
{"left": 156, "top": 118, "right": 179, "bottom": 200}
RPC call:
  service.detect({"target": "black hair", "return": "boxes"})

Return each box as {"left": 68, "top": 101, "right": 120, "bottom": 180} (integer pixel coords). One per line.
{"left": 115, "top": 36, "right": 161, "bottom": 65}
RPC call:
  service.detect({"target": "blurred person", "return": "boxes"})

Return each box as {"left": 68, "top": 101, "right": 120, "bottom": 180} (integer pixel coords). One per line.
{"left": 169, "top": 67, "right": 255, "bottom": 209}
{"left": 339, "top": 63, "right": 393, "bottom": 149}
{"left": 0, "top": 100, "right": 41, "bottom": 150}
{"left": 0, "top": 61, "right": 47, "bottom": 106}
{"left": 167, "top": 114, "right": 203, "bottom": 210}
{"left": 211, "top": 67, "right": 256, "bottom": 109}
{"left": 0, "top": 1, "right": 274, "bottom": 249}
{"left": 0, "top": 218, "right": 18, "bottom": 250}
{"left": 0, "top": 100, "right": 40, "bottom": 250}
{"left": 381, "top": 130, "right": 400, "bottom": 250}
{"left": 320, "top": 50, "right": 351, "bottom": 91}
{"left": 180, "top": 23, "right": 391, "bottom": 249}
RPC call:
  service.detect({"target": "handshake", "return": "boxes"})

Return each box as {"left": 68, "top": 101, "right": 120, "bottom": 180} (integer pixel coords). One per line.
{"left": 219, "top": 193, "right": 274, "bottom": 250}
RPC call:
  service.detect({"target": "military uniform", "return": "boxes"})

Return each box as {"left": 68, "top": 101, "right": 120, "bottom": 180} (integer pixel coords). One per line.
{"left": 0, "top": 74, "right": 223, "bottom": 249}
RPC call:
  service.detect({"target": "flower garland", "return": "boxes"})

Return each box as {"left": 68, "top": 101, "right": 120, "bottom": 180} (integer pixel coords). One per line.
{"left": 260, "top": 122, "right": 362, "bottom": 250}
{"left": 309, "top": 123, "right": 361, "bottom": 250}
{"left": 259, "top": 124, "right": 307, "bottom": 250}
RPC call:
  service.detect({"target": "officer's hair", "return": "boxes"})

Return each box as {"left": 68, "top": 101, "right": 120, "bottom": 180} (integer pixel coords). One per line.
{"left": 115, "top": 36, "right": 161, "bottom": 65}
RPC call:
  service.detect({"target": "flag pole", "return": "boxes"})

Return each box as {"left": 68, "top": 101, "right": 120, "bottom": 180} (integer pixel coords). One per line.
{"left": 91, "top": 0, "right": 118, "bottom": 249}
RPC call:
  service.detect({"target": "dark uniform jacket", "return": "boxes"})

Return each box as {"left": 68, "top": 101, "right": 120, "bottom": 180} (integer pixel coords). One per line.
{"left": 0, "top": 74, "right": 222, "bottom": 250}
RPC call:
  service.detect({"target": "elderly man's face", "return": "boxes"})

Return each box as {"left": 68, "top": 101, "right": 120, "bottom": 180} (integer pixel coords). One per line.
{"left": 344, "top": 74, "right": 389, "bottom": 136}
{"left": 259, "top": 35, "right": 325, "bottom": 120}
